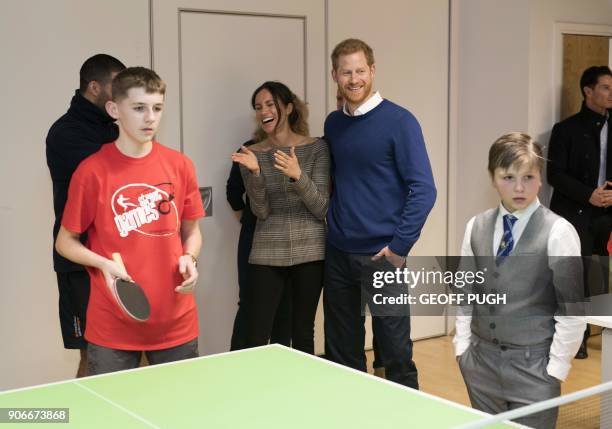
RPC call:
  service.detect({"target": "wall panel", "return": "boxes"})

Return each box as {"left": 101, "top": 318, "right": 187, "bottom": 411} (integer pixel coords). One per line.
{"left": 0, "top": 0, "right": 150, "bottom": 390}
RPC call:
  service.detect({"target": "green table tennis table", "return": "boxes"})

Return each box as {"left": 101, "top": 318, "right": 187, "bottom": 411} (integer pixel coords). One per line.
{"left": 0, "top": 345, "right": 517, "bottom": 428}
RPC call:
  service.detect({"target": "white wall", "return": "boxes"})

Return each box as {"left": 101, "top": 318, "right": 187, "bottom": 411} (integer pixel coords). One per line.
{"left": 0, "top": 0, "right": 150, "bottom": 391}
{"left": 450, "top": 0, "right": 531, "bottom": 254}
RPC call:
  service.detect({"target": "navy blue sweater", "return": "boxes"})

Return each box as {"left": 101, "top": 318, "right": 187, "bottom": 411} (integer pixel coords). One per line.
{"left": 324, "top": 99, "right": 436, "bottom": 255}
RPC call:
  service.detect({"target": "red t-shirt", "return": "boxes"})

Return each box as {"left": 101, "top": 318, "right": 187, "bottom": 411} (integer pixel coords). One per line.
{"left": 62, "top": 141, "right": 205, "bottom": 350}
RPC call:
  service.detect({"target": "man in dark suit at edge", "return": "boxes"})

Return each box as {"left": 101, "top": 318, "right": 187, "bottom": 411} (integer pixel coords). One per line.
{"left": 547, "top": 65, "right": 612, "bottom": 358}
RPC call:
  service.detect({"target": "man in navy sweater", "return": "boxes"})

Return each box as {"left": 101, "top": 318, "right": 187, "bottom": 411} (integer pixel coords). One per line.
{"left": 46, "top": 54, "right": 125, "bottom": 377}
{"left": 323, "top": 38, "right": 436, "bottom": 389}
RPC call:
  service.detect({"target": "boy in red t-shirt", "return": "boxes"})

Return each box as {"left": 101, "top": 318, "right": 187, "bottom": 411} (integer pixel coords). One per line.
{"left": 56, "top": 67, "right": 205, "bottom": 375}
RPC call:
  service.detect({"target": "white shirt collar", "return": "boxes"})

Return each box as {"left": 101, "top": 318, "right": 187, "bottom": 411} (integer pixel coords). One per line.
{"left": 343, "top": 91, "right": 383, "bottom": 116}
{"left": 498, "top": 197, "right": 540, "bottom": 222}
{"left": 492, "top": 198, "right": 541, "bottom": 253}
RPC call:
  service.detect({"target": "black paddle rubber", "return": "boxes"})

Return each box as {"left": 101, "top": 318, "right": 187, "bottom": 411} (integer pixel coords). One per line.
{"left": 115, "top": 279, "right": 151, "bottom": 322}
{"left": 111, "top": 252, "right": 151, "bottom": 322}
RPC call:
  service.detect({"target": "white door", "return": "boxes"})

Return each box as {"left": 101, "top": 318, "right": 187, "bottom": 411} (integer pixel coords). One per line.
{"left": 152, "top": 0, "right": 326, "bottom": 354}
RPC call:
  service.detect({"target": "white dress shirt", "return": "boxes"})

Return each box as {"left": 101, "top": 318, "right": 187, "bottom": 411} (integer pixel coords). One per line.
{"left": 598, "top": 112, "right": 608, "bottom": 187}
{"left": 342, "top": 91, "right": 383, "bottom": 116}
{"left": 453, "top": 198, "right": 586, "bottom": 381}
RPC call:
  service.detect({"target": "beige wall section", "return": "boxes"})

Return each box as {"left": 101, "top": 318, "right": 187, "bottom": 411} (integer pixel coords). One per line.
{"left": 151, "top": 0, "right": 326, "bottom": 355}
{"left": 449, "top": 0, "right": 612, "bottom": 254}
{"left": 450, "top": 0, "right": 531, "bottom": 255}
{"left": 527, "top": 0, "right": 612, "bottom": 203}
{"left": 151, "top": 0, "right": 327, "bottom": 149}
{"left": 0, "top": 0, "right": 150, "bottom": 390}
{"left": 328, "top": 0, "right": 449, "bottom": 258}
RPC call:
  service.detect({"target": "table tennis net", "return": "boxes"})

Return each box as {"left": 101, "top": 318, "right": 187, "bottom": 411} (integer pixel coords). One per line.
{"left": 452, "top": 379, "right": 612, "bottom": 429}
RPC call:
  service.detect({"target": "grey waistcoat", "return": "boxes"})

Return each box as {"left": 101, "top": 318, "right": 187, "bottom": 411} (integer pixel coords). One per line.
{"left": 469, "top": 205, "right": 560, "bottom": 346}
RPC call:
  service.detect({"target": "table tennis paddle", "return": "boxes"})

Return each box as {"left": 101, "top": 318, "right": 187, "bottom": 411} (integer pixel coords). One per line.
{"left": 111, "top": 253, "right": 151, "bottom": 322}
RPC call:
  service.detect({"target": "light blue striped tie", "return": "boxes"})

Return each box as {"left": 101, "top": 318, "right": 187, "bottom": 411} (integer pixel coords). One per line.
{"left": 496, "top": 214, "right": 517, "bottom": 265}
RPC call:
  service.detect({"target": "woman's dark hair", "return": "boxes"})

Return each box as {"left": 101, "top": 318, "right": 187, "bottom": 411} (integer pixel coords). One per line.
{"left": 251, "top": 81, "right": 309, "bottom": 142}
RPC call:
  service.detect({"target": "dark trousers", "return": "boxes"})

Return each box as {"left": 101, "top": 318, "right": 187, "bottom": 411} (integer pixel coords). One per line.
{"left": 585, "top": 212, "right": 611, "bottom": 294}
{"left": 372, "top": 332, "right": 382, "bottom": 369}
{"left": 87, "top": 339, "right": 199, "bottom": 376}
{"left": 582, "top": 214, "right": 610, "bottom": 344}
{"left": 323, "top": 243, "right": 418, "bottom": 389}
{"left": 583, "top": 211, "right": 611, "bottom": 257}
{"left": 246, "top": 261, "right": 324, "bottom": 354}
{"left": 230, "top": 224, "right": 292, "bottom": 351}
{"left": 56, "top": 271, "right": 90, "bottom": 349}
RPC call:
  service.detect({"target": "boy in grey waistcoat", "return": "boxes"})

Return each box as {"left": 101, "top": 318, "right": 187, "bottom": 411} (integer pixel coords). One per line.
{"left": 453, "top": 132, "right": 586, "bottom": 429}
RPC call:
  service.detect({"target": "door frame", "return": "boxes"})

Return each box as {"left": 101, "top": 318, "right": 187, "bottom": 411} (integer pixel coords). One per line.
{"left": 552, "top": 22, "right": 612, "bottom": 123}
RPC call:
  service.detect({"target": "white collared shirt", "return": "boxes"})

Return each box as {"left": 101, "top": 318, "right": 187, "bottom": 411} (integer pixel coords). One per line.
{"left": 343, "top": 91, "right": 383, "bottom": 116}
{"left": 492, "top": 198, "right": 542, "bottom": 254}
{"left": 453, "top": 198, "right": 585, "bottom": 381}
{"left": 598, "top": 112, "right": 609, "bottom": 187}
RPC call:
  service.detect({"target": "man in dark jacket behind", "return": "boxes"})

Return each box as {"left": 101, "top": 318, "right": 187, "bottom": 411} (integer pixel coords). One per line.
{"left": 547, "top": 65, "right": 612, "bottom": 358}
{"left": 46, "top": 54, "right": 125, "bottom": 376}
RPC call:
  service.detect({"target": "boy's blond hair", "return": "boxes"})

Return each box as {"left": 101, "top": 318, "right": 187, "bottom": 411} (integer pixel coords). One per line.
{"left": 488, "top": 132, "right": 544, "bottom": 176}
{"left": 112, "top": 66, "right": 166, "bottom": 101}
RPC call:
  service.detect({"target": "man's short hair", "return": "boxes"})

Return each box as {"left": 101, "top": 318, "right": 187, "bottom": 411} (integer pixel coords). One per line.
{"left": 79, "top": 54, "right": 126, "bottom": 93}
{"left": 331, "top": 38, "right": 375, "bottom": 71}
{"left": 111, "top": 67, "right": 166, "bottom": 102}
{"left": 488, "top": 132, "right": 544, "bottom": 176}
{"left": 580, "top": 65, "right": 612, "bottom": 98}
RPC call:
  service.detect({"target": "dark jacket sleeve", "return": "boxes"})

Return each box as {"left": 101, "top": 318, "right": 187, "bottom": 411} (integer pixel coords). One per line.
{"left": 226, "top": 141, "right": 256, "bottom": 212}
{"left": 226, "top": 156, "right": 246, "bottom": 211}
{"left": 46, "top": 126, "right": 107, "bottom": 221}
{"left": 547, "top": 122, "right": 595, "bottom": 205}
{"left": 46, "top": 126, "right": 104, "bottom": 183}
